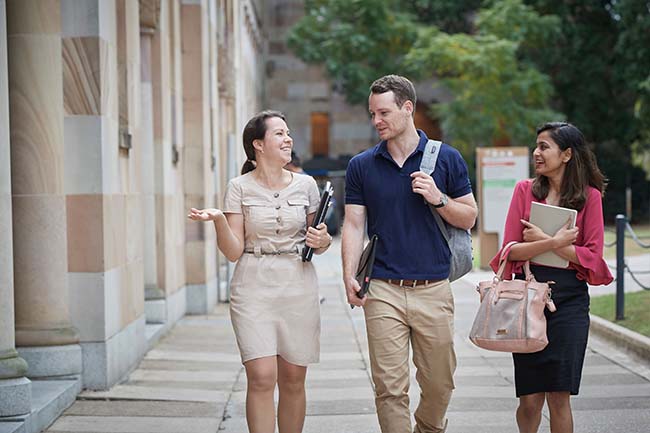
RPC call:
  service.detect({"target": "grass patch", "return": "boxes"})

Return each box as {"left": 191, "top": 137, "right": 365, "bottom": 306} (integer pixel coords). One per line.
{"left": 590, "top": 290, "right": 650, "bottom": 337}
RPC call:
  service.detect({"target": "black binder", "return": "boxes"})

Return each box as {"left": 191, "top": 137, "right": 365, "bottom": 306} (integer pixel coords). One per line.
{"left": 354, "top": 234, "right": 378, "bottom": 298}
{"left": 301, "top": 181, "right": 334, "bottom": 262}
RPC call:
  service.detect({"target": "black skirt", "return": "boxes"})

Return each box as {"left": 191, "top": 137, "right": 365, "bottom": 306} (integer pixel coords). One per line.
{"left": 512, "top": 265, "right": 590, "bottom": 397}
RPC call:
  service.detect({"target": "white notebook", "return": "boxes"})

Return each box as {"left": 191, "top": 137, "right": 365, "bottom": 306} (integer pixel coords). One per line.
{"left": 528, "top": 202, "right": 578, "bottom": 268}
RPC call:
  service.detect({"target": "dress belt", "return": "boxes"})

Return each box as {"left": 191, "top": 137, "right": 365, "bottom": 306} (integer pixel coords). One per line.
{"left": 376, "top": 278, "right": 435, "bottom": 288}
{"left": 243, "top": 245, "right": 300, "bottom": 257}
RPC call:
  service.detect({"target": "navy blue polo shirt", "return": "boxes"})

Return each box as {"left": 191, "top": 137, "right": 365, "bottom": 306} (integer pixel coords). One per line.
{"left": 345, "top": 130, "right": 472, "bottom": 280}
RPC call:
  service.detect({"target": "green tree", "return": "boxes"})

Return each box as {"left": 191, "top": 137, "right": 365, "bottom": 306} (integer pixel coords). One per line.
{"left": 288, "top": 0, "right": 650, "bottom": 220}
{"left": 290, "top": 0, "right": 561, "bottom": 154}
{"left": 614, "top": 0, "right": 650, "bottom": 179}
{"left": 286, "top": 0, "right": 484, "bottom": 105}
{"left": 402, "top": 0, "right": 482, "bottom": 32}
{"left": 405, "top": 0, "right": 562, "bottom": 155}
{"left": 287, "top": 0, "right": 417, "bottom": 105}
{"left": 522, "top": 0, "right": 650, "bottom": 219}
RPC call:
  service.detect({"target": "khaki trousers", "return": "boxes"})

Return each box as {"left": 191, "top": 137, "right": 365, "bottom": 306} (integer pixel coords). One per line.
{"left": 364, "top": 279, "right": 456, "bottom": 433}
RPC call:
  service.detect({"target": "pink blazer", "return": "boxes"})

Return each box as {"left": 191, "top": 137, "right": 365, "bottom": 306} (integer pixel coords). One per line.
{"left": 489, "top": 179, "right": 613, "bottom": 286}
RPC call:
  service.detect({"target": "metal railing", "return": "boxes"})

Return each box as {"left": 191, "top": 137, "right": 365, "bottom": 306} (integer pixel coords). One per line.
{"left": 603, "top": 215, "right": 650, "bottom": 320}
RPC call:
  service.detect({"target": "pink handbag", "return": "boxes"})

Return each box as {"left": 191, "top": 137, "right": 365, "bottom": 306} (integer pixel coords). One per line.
{"left": 469, "top": 242, "right": 557, "bottom": 353}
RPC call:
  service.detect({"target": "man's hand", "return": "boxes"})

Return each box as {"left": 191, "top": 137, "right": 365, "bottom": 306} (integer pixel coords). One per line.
{"left": 345, "top": 276, "right": 366, "bottom": 307}
{"left": 410, "top": 171, "right": 443, "bottom": 205}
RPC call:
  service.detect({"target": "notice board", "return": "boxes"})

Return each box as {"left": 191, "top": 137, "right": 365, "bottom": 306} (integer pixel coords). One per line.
{"left": 476, "top": 147, "right": 529, "bottom": 268}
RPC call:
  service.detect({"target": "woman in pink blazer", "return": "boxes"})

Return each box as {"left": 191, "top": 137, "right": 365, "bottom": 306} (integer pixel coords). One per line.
{"left": 490, "top": 122, "right": 613, "bottom": 433}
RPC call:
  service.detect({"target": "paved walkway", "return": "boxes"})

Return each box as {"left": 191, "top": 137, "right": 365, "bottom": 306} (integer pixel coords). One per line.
{"left": 46, "top": 241, "right": 650, "bottom": 433}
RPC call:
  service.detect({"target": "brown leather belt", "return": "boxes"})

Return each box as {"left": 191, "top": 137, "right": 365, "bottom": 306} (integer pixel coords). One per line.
{"left": 377, "top": 278, "right": 433, "bottom": 288}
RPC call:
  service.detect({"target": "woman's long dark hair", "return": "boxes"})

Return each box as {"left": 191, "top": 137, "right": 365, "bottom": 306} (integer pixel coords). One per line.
{"left": 240, "top": 110, "right": 287, "bottom": 175}
{"left": 532, "top": 122, "right": 607, "bottom": 211}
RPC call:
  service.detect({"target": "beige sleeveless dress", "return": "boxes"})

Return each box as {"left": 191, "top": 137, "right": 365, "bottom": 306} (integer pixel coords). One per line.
{"left": 223, "top": 172, "right": 321, "bottom": 366}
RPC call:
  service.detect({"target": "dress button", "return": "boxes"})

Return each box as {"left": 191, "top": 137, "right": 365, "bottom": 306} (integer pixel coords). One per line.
{"left": 276, "top": 217, "right": 281, "bottom": 223}
{"left": 273, "top": 192, "right": 279, "bottom": 198}
{"left": 275, "top": 229, "right": 280, "bottom": 234}
{"left": 275, "top": 204, "right": 281, "bottom": 210}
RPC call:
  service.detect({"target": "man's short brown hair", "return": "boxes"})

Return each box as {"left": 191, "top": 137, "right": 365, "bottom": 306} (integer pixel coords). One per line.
{"left": 370, "top": 75, "right": 417, "bottom": 110}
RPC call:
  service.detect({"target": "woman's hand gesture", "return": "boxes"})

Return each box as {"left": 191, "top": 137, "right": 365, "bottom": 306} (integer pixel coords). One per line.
{"left": 187, "top": 208, "right": 223, "bottom": 222}
{"left": 520, "top": 219, "right": 550, "bottom": 242}
{"left": 551, "top": 219, "right": 579, "bottom": 248}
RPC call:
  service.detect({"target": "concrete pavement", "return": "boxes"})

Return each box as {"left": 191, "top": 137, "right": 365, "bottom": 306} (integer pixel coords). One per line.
{"left": 43, "top": 240, "right": 650, "bottom": 433}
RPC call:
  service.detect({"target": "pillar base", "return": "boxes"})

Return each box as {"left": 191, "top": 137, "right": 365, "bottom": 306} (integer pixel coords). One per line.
{"left": 81, "top": 316, "right": 146, "bottom": 390}
{"left": 17, "top": 344, "right": 81, "bottom": 378}
{"left": 0, "top": 349, "right": 29, "bottom": 379}
{"left": 186, "top": 277, "right": 218, "bottom": 314}
{"left": 144, "top": 299, "right": 167, "bottom": 324}
{"left": 15, "top": 326, "right": 79, "bottom": 347}
{"left": 145, "top": 286, "right": 165, "bottom": 300}
{"left": 0, "top": 377, "right": 31, "bottom": 417}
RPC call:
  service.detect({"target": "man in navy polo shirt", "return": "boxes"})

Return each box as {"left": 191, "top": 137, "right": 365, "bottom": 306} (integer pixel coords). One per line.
{"left": 341, "top": 75, "right": 477, "bottom": 433}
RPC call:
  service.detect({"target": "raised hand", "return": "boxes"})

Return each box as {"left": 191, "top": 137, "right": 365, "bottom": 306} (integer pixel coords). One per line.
{"left": 187, "top": 207, "right": 223, "bottom": 222}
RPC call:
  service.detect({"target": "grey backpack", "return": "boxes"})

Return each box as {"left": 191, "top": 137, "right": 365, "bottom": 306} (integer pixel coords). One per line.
{"left": 420, "top": 140, "right": 473, "bottom": 282}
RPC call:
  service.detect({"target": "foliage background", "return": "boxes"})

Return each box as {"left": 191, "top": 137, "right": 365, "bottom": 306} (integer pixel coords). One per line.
{"left": 288, "top": 0, "right": 650, "bottom": 222}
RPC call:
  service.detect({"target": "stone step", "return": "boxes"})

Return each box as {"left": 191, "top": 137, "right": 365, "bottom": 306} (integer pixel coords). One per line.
{"left": 0, "top": 423, "right": 24, "bottom": 433}
{"left": 2, "top": 379, "right": 81, "bottom": 433}
{"left": 145, "top": 323, "right": 166, "bottom": 351}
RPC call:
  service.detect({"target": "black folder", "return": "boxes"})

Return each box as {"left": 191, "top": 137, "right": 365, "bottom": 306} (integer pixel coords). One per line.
{"left": 301, "top": 181, "right": 334, "bottom": 262}
{"left": 354, "top": 234, "right": 378, "bottom": 298}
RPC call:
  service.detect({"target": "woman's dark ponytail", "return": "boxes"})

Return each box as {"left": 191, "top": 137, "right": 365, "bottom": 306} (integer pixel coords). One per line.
{"left": 240, "top": 160, "right": 256, "bottom": 175}
{"left": 240, "top": 110, "right": 286, "bottom": 175}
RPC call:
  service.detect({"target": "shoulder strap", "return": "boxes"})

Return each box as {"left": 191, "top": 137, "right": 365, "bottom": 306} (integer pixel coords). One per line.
{"left": 420, "top": 139, "right": 449, "bottom": 242}
{"left": 420, "top": 139, "right": 443, "bottom": 175}
{"left": 429, "top": 203, "right": 450, "bottom": 244}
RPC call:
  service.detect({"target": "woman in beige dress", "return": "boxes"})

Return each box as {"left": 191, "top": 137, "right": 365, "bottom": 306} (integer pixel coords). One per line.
{"left": 188, "top": 110, "right": 331, "bottom": 433}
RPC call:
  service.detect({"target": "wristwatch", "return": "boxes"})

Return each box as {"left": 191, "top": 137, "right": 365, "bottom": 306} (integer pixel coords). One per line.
{"left": 433, "top": 193, "right": 448, "bottom": 208}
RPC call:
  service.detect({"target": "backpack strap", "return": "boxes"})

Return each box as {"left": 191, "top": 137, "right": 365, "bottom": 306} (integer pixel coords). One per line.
{"left": 420, "top": 140, "right": 450, "bottom": 244}
{"left": 429, "top": 201, "right": 450, "bottom": 244}
{"left": 420, "top": 139, "right": 443, "bottom": 175}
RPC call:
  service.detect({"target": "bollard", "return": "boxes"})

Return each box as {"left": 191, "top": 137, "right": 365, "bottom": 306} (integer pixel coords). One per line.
{"left": 615, "top": 214, "right": 626, "bottom": 320}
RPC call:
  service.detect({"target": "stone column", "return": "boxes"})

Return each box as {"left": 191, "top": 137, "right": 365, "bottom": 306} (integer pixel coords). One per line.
{"left": 62, "top": 0, "right": 147, "bottom": 390}
{"left": 149, "top": 0, "right": 188, "bottom": 325}
{"left": 140, "top": 21, "right": 164, "bottom": 322}
{"left": 7, "top": 0, "right": 81, "bottom": 378}
{"left": 182, "top": 0, "right": 218, "bottom": 314}
{"left": 0, "top": 0, "right": 31, "bottom": 416}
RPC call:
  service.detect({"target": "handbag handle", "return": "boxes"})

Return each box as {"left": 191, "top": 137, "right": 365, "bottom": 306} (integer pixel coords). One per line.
{"left": 495, "top": 241, "right": 534, "bottom": 282}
